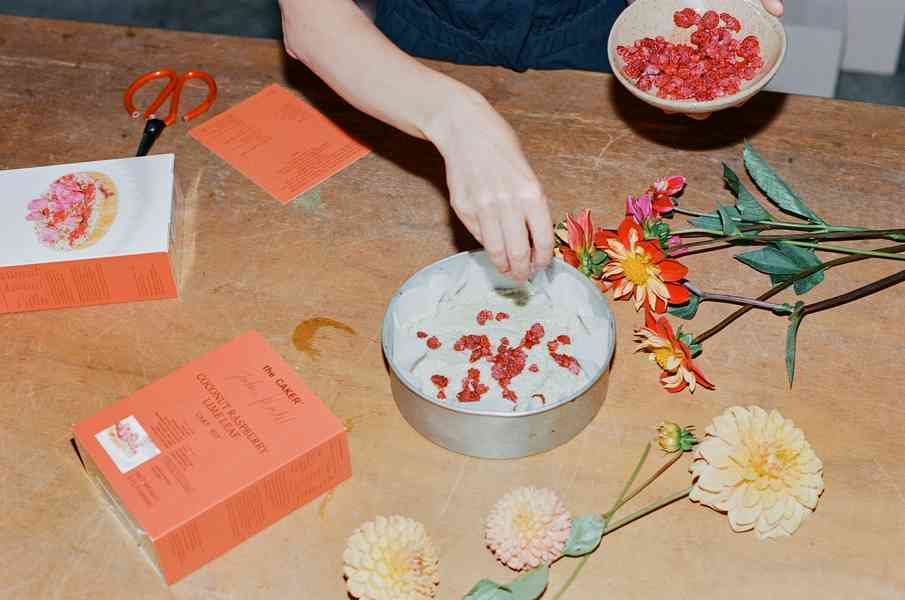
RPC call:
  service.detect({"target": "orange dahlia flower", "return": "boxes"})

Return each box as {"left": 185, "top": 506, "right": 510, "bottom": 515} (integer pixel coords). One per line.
{"left": 634, "top": 310, "right": 714, "bottom": 393}
{"left": 595, "top": 217, "right": 689, "bottom": 313}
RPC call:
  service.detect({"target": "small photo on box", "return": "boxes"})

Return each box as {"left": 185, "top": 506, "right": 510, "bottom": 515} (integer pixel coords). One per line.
{"left": 95, "top": 415, "right": 161, "bottom": 473}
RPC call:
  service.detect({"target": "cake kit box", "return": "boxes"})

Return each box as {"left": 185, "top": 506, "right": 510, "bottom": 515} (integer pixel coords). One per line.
{"left": 72, "top": 331, "right": 351, "bottom": 584}
{"left": 0, "top": 154, "right": 181, "bottom": 314}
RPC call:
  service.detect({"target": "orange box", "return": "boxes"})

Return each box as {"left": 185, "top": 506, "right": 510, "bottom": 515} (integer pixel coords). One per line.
{"left": 72, "top": 331, "right": 351, "bottom": 584}
{"left": 0, "top": 155, "right": 180, "bottom": 314}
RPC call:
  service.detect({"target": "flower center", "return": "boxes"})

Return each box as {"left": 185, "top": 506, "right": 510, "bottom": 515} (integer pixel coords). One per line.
{"left": 751, "top": 446, "right": 794, "bottom": 480}
{"left": 621, "top": 252, "right": 653, "bottom": 286}
{"left": 512, "top": 506, "right": 543, "bottom": 540}
{"left": 653, "top": 347, "right": 680, "bottom": 371}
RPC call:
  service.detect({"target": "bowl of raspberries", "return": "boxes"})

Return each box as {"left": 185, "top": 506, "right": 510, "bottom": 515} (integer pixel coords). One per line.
{"left": 607, "top": 0, "right": 786, "bottom": 118}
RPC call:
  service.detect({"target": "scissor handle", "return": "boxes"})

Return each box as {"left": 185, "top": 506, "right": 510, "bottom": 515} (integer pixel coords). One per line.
{"left": 124, "top": 69, "right": 178, "bottom": 121}
{"left": 173, "top": 71, "right": 218, "bottom": 124}
{"left": 123, "top": 69, "right": 217, "bottom": 126}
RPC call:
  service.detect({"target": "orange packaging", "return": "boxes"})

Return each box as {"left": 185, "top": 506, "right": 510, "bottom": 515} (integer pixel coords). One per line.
{"left": 0, "top": 155, "right": 180, "bottom": 314}
{"left": 72, "top": 331, "right": 351, "bottom": 584}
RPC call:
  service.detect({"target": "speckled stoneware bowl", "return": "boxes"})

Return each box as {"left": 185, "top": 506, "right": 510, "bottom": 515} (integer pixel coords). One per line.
{"left": 607, "top": 0, "right": 786, "bottom": 117}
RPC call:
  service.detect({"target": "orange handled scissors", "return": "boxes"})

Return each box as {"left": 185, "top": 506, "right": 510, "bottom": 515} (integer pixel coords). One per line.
{"left": 124, "top": 69, "right": 217, "bottom": 156}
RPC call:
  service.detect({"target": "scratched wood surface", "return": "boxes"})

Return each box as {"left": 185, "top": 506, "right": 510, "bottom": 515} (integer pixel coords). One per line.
{"left": 1, "top": 15, "right": 904, "bottom": 600}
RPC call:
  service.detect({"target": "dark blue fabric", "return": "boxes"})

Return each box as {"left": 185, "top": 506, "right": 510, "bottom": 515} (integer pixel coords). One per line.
{"left": 375, "top": 1, "right": 624, "bottom": 73}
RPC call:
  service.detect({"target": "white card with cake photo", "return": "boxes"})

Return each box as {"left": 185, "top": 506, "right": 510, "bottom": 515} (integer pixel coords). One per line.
{"left": 0, "top": 155, "right": 174, "bottom": 268}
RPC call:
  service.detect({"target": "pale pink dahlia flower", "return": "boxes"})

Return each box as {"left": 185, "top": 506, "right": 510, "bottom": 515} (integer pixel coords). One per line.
{"left": 485, "top": 487, "right": 572, "bottom": 571}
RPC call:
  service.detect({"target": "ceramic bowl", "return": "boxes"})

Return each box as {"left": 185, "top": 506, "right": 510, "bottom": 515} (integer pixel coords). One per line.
{"left": 607, "top": 0, "right": 787, "bottom": 117}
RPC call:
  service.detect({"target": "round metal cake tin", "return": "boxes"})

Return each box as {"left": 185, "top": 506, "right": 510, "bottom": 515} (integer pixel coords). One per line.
{"left": 381, "top": 251, "right": 616, "bottom": 459}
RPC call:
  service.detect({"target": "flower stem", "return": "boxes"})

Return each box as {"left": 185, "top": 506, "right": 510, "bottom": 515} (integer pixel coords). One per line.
{"left": 694, "top": 243, "right": 905, "bottom": 343}
{"left": 784, "top": 240, "right": 905, "bottom": 261}
{"left": 674, "top": 204, "right": 886, "bottom": 235}
{"left": 685, "top": 281, "right": 792, "bottom": 313}
{"left": 609, "top": 452, "right": 685, "bottom": 516}
{"left": 802, "top": 268, "right": 905, "bottom": 316}
{"left": 552, "top": 444, "right": 651, "bottom": 600}
{"left": 602, "top": 487, "right": 693, "bottom": 538}
{"left": 604, "top": 443, "right": 651, "bottom": 520}
{"left": 550, "top": 555, "right": 591, "bottom": 600}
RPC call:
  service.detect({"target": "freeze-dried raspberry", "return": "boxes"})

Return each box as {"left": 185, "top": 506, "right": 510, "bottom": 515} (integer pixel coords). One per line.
{"left": 700, "top": 10, "right": 720, "bottom": 30}
{"left": 620, "top": 10, "right": 760, "bottom": 102}
{"left": 476, "top": 310, "right": 494, "bottom": 326}
{"left": 426, "top": 336, "right": 441, "bottom": 350}
{"left": 495, "top": 312, "right": 509, "bottom": 321}
{"left": 739, "top": 35, "right": 760, "bottom": 57}
{"left": 673, "top": 7, "right": 699, "bottom": 28}
{"left": 720, "top": 12, "right": 741, "bottom": 32}
{"left": 416, "top": 331, "right": 428, "bottom": 338}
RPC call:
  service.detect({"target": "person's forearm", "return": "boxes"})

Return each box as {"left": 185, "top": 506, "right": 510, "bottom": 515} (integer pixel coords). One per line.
{"left": 279, "top": 0, "right": 482, "bottom": 144}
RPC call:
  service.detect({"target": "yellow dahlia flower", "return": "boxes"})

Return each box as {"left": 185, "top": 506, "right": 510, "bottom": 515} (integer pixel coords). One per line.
{"left": 485, "top": 487, "right": 572, "bottom": 571}
{"left": 690, "top": 406, "right": 824, "bottom": 540}
{"left": 343, "top": 515, "right": 439, "bottom": 600}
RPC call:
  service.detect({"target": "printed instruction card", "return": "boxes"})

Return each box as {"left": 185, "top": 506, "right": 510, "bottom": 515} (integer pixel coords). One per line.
{"left": 190, "top": 84, "right": 370, "bottom": 204}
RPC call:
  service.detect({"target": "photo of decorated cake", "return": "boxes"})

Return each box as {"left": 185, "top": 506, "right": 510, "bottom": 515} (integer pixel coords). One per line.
{"left": 25, "top": 171, "right": 118, "bottom": 251}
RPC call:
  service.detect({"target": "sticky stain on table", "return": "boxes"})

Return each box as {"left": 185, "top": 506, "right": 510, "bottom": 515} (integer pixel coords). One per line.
{"left": 292, "top": 317, "right": 356, "bottom": 359}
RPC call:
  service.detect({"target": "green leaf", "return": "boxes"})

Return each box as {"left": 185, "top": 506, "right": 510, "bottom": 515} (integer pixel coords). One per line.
{"left": 735, "top": 247, "right": 802, "bottom": 276}
{"left": 775, "top": 244, "right": 824, "bottom": 295}
{"left": 688, "top": 213, "right": 723, "bottom": 231}
{"left": 563, "top": 514, "right": 606, "bottom": 557}
{"left": 889, "top": 233, "right": 905, "bottom": 242}
{"left": 717, "top": 203, "right": 741, "bottom": 236}
{"left": 743, "top": 143, "right": 825, "bottom": 224}
{"left": 688, "top": 205, "right": 743, "bottom": 233}
{"left": 502, "top": 565, "right": 550, "bottom": 600}
{"left": 668, "top": 292, "right": 701, "bottom": 320}
{"left": 785, "top": 302, "right": 806, "bottom": 387}
{"left": 723, "top": 163, "right": 773, "bottom": 222}
{"left": 464, "top": 580, "right": 512, "bottom": 600}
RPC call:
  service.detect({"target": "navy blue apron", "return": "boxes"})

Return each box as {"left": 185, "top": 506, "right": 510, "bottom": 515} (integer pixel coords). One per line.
{"left": 374, "top": 0, "right": 623, "bottom": 73}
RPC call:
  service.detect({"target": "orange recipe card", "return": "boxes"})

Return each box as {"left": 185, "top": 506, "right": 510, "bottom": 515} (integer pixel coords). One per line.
{"left": 189, "top": 84, "right": 370, "bottom": 204}
{"left": 72, "top": 331, "right": 351, "bottom": 584}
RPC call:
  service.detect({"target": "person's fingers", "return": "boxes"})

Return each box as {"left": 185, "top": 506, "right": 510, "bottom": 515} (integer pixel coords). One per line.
{"left": 525, "top": 195, "right": 555, "bottom": 272}
{"left": 500, "top": 207, "right": 532, "bottom": 282}
{"left": 762, "top": 0, "right": 783, "bottom": 16}
{"left": 477, "top": 204, "right": 509, "bottom": 275}
{"left": 684, "top": 111, "right": 711, "bottom": 120}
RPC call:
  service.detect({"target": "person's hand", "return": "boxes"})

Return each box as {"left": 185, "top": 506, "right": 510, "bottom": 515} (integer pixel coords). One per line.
{"left": 761, "top": 0, "right": 783, "bottom": 17}
{"left": 425, "top": 89, "right": 554, "bottom": 283}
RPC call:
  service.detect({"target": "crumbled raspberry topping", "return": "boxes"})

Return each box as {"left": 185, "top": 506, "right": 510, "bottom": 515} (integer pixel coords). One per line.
{"left": 457, "top": 368, "right": 489, "bottom": 402}
{"left": 431, "top": 374, "right": 449, "bottom": 400}
{"left": 426, "top": 336, "right": 441, "bottom": 350}
{"left": 617, "top": 8, "right": 763, "bottom": 101}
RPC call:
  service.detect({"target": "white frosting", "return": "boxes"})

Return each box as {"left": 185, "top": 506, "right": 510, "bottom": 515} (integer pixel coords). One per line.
{"left": 389, "top": 254, "right": 613, "bottom": 414}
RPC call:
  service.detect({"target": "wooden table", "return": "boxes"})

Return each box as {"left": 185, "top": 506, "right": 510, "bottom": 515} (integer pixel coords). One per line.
{"left": 2, "top": 15, "right": 904, "bottom": 600}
